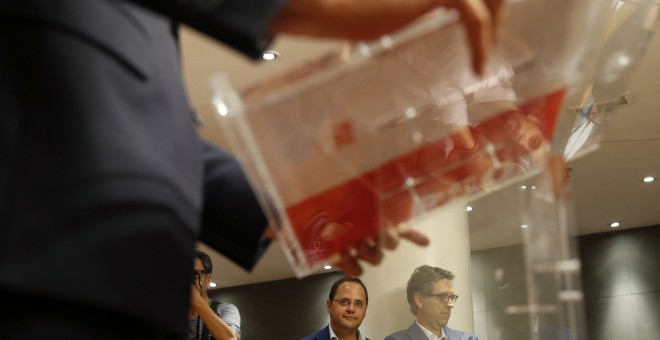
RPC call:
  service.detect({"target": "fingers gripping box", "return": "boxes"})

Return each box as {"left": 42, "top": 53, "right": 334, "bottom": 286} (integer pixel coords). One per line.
{"left": 210, "top": 0, "right": 607, "bottom": 276}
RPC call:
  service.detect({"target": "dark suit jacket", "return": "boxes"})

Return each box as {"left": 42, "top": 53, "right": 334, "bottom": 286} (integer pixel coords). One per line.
{"left": 0, "top": 0, "right": 284, "bottom": 336}
{"left": 302, "top": 326, "right": 333, "bottom": 340}
{"left": 385, "top": 322, "right": 478, "bottom": 340}
{"left": 302, "top": 325, "right": 370, "bottom": 340}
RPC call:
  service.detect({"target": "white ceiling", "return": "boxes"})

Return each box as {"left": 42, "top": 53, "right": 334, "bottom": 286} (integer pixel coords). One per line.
{"left": 179, "top": 11, "right": 660, "bottom": 288}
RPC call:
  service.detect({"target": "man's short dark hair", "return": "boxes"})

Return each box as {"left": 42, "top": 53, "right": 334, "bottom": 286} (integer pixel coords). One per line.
{"left": 195, "top": 250, "right": 213, "bottom": 274}
{"left": 328, "top": 277, "right": 369, "bottom": 305}
{"left": 406, "top": 265, "right": 454, "bottom": 315}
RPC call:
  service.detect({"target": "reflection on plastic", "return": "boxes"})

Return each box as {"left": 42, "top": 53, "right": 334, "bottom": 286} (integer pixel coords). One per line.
{"left": 287, "top": 90, "right": 565, "bottom": 265}
{"left": 211, "top": 0, "right": 610, "bottom": 276}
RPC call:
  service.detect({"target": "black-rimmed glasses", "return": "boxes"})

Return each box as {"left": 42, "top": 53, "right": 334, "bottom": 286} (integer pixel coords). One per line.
{"left": 426, "top": 293, "right": 459, "bottom": 303}
{"left": 192, "top": 270, "right": 207, "bottom": 283}
{"left": 333, "top": 299, "right": 366, "bottom": 309}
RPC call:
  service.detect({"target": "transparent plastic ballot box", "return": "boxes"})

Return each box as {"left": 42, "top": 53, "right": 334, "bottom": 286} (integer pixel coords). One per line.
{"left": 210, "top": 0, "right": 610, "bottom": 277}
{"left": 558, "top": 1, "right": 660, "bottom": 162}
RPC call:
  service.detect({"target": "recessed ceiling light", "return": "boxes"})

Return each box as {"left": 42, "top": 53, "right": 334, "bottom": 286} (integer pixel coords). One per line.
{"left": 209, "top": 282, "right": 217, "bottom": 288}
{"left": 617, "top": 54, "right": 631, "bottom": 66}
{"left": 610, "top": 222, "right": 620, "bottom": 228}
{"left": 521, "top": 224, "right": 529, "bottom": 229}
{"left": 323, "top": 265, "right": 332, "bottom": 270}
{"left": 466, "top": 206, "right": 473, "bottom": 212}
{"left": 643, "top": 176, "right": 655, "bottom": 183}
{"left": 262, "top": 50, "right": 279, "bottom": 61}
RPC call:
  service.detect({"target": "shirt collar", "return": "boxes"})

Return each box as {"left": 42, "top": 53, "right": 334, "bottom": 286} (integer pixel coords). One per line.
{"left": 329, "top": 324, "right": 366, "bottom": 340}
{"left": 416, "top": 321, "right": 447, "bottom": 340}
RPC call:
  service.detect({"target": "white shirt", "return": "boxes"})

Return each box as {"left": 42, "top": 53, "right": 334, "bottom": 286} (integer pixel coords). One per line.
{"left": 328, "top": 324, "right": 367, "bottom": 340}
{"left": 416, "top": 321, "right": 447, "bottom": 340}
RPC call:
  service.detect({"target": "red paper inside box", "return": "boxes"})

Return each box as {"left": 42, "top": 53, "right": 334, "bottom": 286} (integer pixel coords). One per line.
{"left": 286, "top": 89, "right": 566, "bottom": 265}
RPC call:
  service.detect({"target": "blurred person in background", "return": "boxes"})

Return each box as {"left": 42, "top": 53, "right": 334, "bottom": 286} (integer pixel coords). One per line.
{"left": 190, "top": 251, "right": 240, "bottom": 340}
{"left": 0, "top": 0, "right": 502, "bottom": 338}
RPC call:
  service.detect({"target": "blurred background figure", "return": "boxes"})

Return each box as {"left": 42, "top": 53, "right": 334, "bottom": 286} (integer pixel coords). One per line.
{"left": 189, "top": 251, "right": 241, "bottom": 340}
{"left": 0, "top": 0, "right": 501, "bottom": 338}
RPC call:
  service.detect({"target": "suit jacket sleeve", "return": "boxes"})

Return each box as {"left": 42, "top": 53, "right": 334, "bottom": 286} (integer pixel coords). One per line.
{"left": 199, "top": 140, "right": 271, "bottom": 270}
{"left": 125, "top": 0, "right": 288, "bottom": 58}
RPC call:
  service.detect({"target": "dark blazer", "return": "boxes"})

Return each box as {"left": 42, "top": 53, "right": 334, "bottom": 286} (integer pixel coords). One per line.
{"left": 302, "top": 326, "right": 333, "bottom": 340}
{"left": 0, "top": 0, "right": 283, "bottom": 337}
{"left": 385, "top": 322, "right": 478, "bottom": 340}
{"left": 302, "top": 325, "right": 370, "bottom": 340}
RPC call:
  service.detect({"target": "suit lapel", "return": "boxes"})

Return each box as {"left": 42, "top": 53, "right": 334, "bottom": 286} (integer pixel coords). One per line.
{"left": 444, "top": 326, "right": 460, "bottom": 340}
{"left": 318, "top": 325, "right": 331, "bottom": 340}
{"left": 408, "top": 322, "right": 427, "bottom": 340}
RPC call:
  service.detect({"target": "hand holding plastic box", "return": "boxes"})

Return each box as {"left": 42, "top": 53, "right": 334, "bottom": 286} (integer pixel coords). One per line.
{"left": 211, "top": 0, "right": 606, "bottom": 276}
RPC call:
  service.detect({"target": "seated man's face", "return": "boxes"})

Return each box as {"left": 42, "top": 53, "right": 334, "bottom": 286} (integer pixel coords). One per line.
{"left": 416, "top": 278, "right": 456, "bottom": 332}
{"left": 327, "top": 282, "right": 368, "bottom": 334}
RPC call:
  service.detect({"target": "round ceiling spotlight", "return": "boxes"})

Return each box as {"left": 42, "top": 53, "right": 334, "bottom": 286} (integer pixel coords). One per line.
{"left": 262, "top": 50, "right": 280, "bottom": 61}
{"left": 610, "top": 222, "right": 620, "bottom": 228}
{"left": 643, "top": 176, "right": 655, "bottom": 183}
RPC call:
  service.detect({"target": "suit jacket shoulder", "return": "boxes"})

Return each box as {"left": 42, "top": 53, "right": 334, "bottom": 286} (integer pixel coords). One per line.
{"left": 300, "top": 325, "right": 371, "bottom": 340}
{"left": 301, "top": 325, "right": 330, "bottom": 340}
{"left": 1, "top": 0, "right": 288, "bottom": 59}
{"left": 385, "top": 322, "right": 426, "bottom": 340}
{"left": 384, "top": 329, "right": 407, "bottom": 340}
{"left": 0, "top": 0, "right": 160, "bottom": 79}
{"left": 127, "top": 0, "right": 288, "bottom": 58}
{"left": 385, "top": 323, "right": 479, "bottom": 340}
{"left": 445, "top": 326, "right": 478, "bottom": 340}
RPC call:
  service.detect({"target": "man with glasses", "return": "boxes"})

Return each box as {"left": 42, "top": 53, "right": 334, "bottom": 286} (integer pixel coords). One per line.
{"left": 385, "top": 265, "right": 477, "bottom": 340}
{"left": 303, "top": 277, "right": 370, "bottom": 340}
{"left": 189, "top": 251, "right": 241, "bottom": 340}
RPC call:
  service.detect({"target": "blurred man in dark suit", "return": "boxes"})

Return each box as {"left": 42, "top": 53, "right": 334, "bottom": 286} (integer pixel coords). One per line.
{"left": 0, "top": 0, "right": 501, "bottom": 338}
